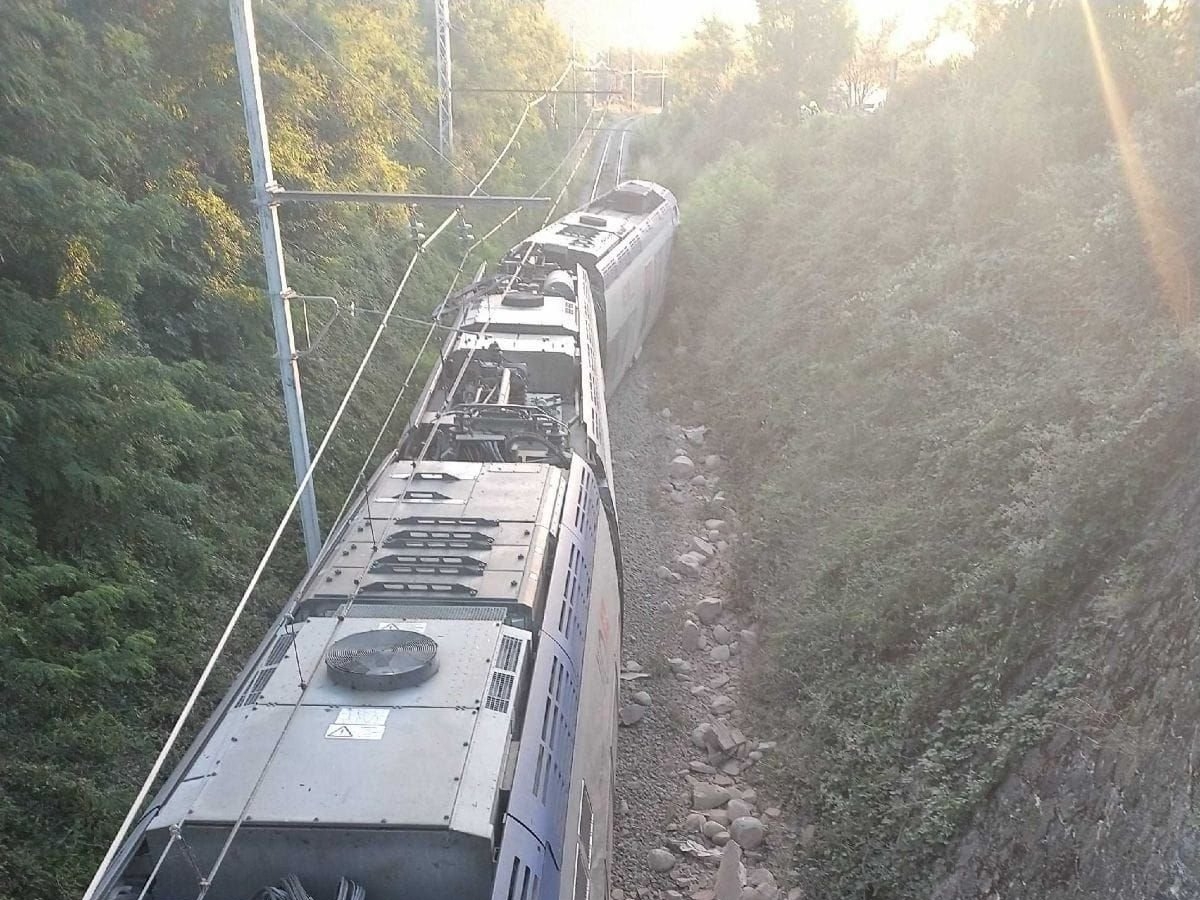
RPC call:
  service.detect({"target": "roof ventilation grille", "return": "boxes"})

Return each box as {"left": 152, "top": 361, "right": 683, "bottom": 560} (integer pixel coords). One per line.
{"left": 578, "top": 214, "right": 608, "bottom": 227}
{"left": 324, "top": 629, "right": 439, "bottom": 691}
{"left": 501, "top": 291, "right": 545, "bottom": 308}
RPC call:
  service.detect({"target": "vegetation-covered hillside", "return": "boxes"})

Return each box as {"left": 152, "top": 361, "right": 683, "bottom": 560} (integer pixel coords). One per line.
{"left": 648, "top": 3, "right": 1200, "bottom": 897}
{"left": 0, "top": 2, "right": 572, "bottom": 896}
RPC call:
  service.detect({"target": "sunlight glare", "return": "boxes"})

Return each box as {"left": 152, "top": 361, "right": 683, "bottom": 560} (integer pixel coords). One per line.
{"left": 1080, "top": 0, "right": 1192, "bottom": 324}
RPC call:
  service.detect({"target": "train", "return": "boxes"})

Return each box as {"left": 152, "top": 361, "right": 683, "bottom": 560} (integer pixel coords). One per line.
{"left": 92, "top": 179, "right": 679, "bottom": 900}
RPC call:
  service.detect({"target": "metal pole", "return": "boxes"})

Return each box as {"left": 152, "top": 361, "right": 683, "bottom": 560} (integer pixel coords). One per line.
{"left": 435, "top": 0, "right": 453, "bottom": 159}
{"left": 230, "top": 0, "right": 322, "bottom": 565}
{"left": 630, "top": 49, "right": 636, "bottom": 106}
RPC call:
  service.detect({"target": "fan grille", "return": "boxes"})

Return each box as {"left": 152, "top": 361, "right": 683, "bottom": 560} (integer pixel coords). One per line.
{"left": 324, "top": 629, "right": 439, "bottom": 690}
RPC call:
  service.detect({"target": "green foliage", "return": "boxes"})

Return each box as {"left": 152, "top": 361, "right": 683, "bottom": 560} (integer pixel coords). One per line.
{"left": 657, "top": 4, "right": 1198, "bottom": 897}
{"left": 0, "top": 1, "right": 571, "bottom": 896}
{"left": 752, "top": 0, "right": 855, "bottom": 118}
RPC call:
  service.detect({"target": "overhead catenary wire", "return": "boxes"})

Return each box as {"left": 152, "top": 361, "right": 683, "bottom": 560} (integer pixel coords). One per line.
{"left": 193, "top": 102, "right": 608, "bottom": 897}
{"left": 261, "top": 0, "right": 481, "bottom": 190}
{"left": 83, "top": 48, "right": 602, "bottom": 900}
{"left": 76, "top": 207, "right": 460, "bottom": 900}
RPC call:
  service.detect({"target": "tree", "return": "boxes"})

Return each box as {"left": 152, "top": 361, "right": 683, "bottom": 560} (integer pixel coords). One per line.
{"left": 752, "top": 0, "right": 855, "bottom": 119}
{"left": 837, "top": 18, "right": 899, "bottom": 110}
{"left": 671, "top": 18, "right": 743, "bottom": 109}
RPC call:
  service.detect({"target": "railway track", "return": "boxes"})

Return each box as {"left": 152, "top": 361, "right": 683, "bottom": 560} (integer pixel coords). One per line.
{"left": 588, "top": 115, "right": 639, "bottom": 202}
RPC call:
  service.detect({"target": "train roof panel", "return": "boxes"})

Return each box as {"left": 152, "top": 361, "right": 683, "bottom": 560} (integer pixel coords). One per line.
{"left": 459, "top": 293, "right": 580, "bottom": 336}
{"left": 153, "top": 616, "right": 530, "bottom": 832}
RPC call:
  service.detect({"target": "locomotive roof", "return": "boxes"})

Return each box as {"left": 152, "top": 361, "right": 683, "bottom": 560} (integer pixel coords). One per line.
{"left": 520, "top": 180, "right": 671, "bottom": 263}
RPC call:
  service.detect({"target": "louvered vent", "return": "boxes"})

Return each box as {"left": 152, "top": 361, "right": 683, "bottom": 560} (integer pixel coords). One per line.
{"left": 235, "top": 632, "right": 295, "bottom": 708}
{"left": 486, "top": 671, "right": 516, "bottom": 712}
{"left": 497, "top": 635, "right": 522, "bottom": 671}
{"left": 484, "top": 634, "right": 525, "bottom": 714}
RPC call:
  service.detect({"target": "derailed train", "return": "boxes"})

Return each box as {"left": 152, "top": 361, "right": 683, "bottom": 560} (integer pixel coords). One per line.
{"left": 93, "top": 180, "right": 678, "bottom": 900}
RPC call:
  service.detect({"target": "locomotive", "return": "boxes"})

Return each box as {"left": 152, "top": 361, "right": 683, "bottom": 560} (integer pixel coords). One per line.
{"left": 91, "top": 180, "right": 678, "bottom": 900}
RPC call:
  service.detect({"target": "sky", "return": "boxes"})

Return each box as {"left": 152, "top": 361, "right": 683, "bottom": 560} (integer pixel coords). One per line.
{"left": 544, "top": 0, "right": 969, "bottom": 55}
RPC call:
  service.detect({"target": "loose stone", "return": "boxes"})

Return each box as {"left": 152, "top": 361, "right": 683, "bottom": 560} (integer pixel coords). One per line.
{"left": 710, "top": 694, "right": 735, "bottom": 715}
{"left": 619, "top": 704, "right": 646, "bottom": 726}
{"left": 632, "top": 690, "right": 652, "bottom": 707}
{"left": 648, "top": 848, "right": 677, "bottom": 873}
{"left": 691, "top": 783, "right": 731, "bottom": 811}
{"left": 729, "top": 817, "right": 766, "bottom": 850}
{"left": 696, "top": 597, "right": 723, "bottom": 625}
{"left": 710, "top": 645, "right": 731, "bottom": 663}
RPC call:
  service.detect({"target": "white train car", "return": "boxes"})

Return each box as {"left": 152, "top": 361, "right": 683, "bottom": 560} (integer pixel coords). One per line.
{"left": 507, "top": 180, "right": 679, "bottom": 392}
{"left": 86, "top": 184, "right": 677, "bottom": 900}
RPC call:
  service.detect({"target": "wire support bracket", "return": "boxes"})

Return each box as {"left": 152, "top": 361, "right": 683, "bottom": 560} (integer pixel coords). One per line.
{"left": 268, "top": 188, "right": 552, "bottom": 208}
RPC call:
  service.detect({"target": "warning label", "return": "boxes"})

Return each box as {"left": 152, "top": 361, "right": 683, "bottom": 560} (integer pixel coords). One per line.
{"left": 335, "top": 707, "right": 389, "bottom": 726}
{"left": 325, "top": 723, "right": 386, "bottom": 741}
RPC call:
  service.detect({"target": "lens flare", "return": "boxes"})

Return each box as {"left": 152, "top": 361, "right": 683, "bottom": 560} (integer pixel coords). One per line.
{"left": 1080, "top": 0, "right": 1192, "bottom": 324}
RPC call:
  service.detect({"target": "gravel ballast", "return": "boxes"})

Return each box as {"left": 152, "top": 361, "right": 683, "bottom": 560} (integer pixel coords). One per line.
{"left": 607, "top": 358, "right": 795, "bottom": 900}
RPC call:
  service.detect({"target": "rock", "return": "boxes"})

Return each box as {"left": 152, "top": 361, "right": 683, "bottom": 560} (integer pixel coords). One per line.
{"left": 661, "top": 408, "right": 672, "bottom": 419}
{"left": 705, "top": 518, "right": 726, "bottom": 531}
{"left": 748, "top": 751, "right": 763, "bottom": 762}
{"left": 668, "top": 657, "right": 693, "bottom": 674}
{"left": 612, "top": 891, "right": 625, "bottom": 900}
{"left": 706, "top": 809, "right": 731, "bottom": 826}
{"left": 683, "top": 425, "right": 708, "bottom": 446}
{"left": 720, "top": 760, "right": 742, "bottom": 777}
{"left": 648, "top": 848, "right": 677, "bottom": 873}
{"left": 712, "top": 624, "right": 732, "bottom": 645}
{"left": 624, "top": 659, "right": 643, "bottom": 672}
{"left": 710, "top": 644, "right": 731, "bottom": 663}
{"left": 787, "top": 890, "right": 804, "bottom": 900}
{"left": 739, "top": 788, "right": 758, "bottom": 803}
{"left": 682, "top": 621, "right": 703, "bottom": 652}
{"left": 714, "top": 840, "right": 745, "bottom": 900}
{"left": 691, "top": 685, "right": 710, "bottom": 696}
{"left": 716, "top": 540, "right": 730, "bottom": 553}
{"left": 692, "top": 537, "right": 716, "bottom": 558}
{"left": 632, "top": 690, "right": 652, "bottom": 707}
{"left": 684, "top": 812, "right": 708, "bottom": 832}
{"left": 710, "top": 694, "right": 736, "bottom": 715}
{"left": 655, "top": 565, "right": 674, "bottom": 581}
{"left": 764, "top": 808, "right": 781, "bottom": 818}
{"left": 727, "top": 799, "right": 755, "bottom": 820}
{"left": 696, "top": 598, "right": 723, "bottom": 625}
{"left": 707, "top": 492, "right": 727, "bottom": 513}
{"left": 677, "top": 553, "right": 705, "bottom": 577}
{"left": 703, "top": 454, "right": 723, "bottom": 469}
{"left": 739, "top": 630, "right": 757, "bottom": 650}
{"left": 692, "top": 723, "right": 716, "bottom": 748}
{"left": 670, "top": 456, "right": 696, "bottom": 479}
{"left": 711, "top": 830, "right": 731, "bottom": 846}
{"left": 729, "top": 817, "right": 766, "bottom": 850}
{"left": 708, "top": 529, "right": 721, "bottom": 542}
{"left": 690, "top": 475, "right": 708, "bottom": 486}
{"left": 692, "top": 783, "right": 731, "bottom": 811}
{"left": 702, "top": 819, "right": 726, "bottom": 839}
{"left": 709, "top": 673, "right": 730, "bottom": 688}
{"left": 757, "top": 741, "right": 777, "bottom": 752}
{"left": 620, "top": 799, "right": 630, "bottom": 814}
{"left": 746, "top": 870, "right": 776, "bottom": 890}
{"left": 690, "top": 760, "right": 718, "bottom": 774}
{"left": 619, "top": 704, "right": 645, "bottom": 726}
